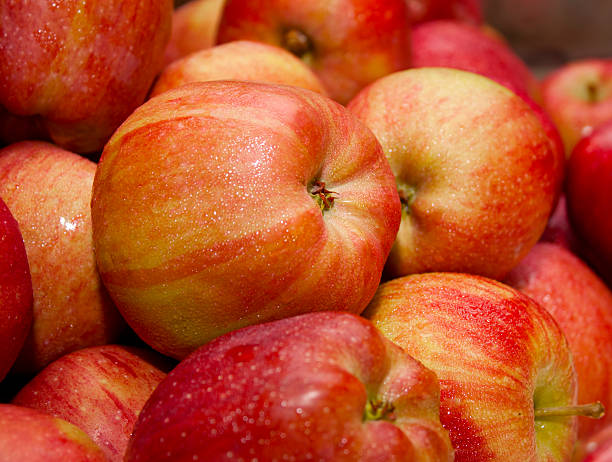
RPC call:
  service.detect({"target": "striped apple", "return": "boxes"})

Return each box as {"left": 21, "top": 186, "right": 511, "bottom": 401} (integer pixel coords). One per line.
{"left": 91, "top": 80, "right": 401, "bottom": 359}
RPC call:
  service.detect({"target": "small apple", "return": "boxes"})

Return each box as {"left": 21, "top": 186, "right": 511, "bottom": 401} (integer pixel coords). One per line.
{"left": 91, "top": 80, "right": 401, "bottom": 359}
{"left": 216, "top": 0, "right": 412, "bottom": 104}
{"left": 348, "top": 67, "right": 563, "bottom": 280}
{"left": 163, "top": 0, "right": 226, "bottom": 66}
{"left": 540, "top": 59, "right": 612, "bottom": 156}
{"left": 151, "top": 40, "right": 327, "bottom": 98}
{"left": 565, "top": 119, "right": 612, "bottom": 286}
{"left": 411, "top": 19, "right": 539, "bottom": 100}
{"left": 0, "top": 141, "right": 126, "bottom": 375}
{"left": 504, "top": 242, "right": 612, "bottom": 441}
{"left": 12, "top": 345, "right": 172, "bottom": 462}
{"left": 0, "top": 196, "right": 32, "bottom": 382}
{"left": 0, "top": 404, "right": 107, "bottom": 461}
{"left": 365, "top": 272, "right": 603, "bottom": 462}
{"left": 125, "top": 312, "right": 453, "bottom": 462}
{"left": 0, "top": 0, "right": 172, "bottom": 153}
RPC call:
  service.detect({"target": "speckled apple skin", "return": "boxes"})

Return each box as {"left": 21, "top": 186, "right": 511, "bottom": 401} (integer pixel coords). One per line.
{"left": 365, "top": 272, "right": 578, "bottom": 462}
{"left": 505, "top": 243, "right": 612, "bottom": 441}
{"left": 348, "top": 68, "right": 562, "bottom": 280}
{"left": 0, "top": 197, "right": 32, "bottom": 381}
{"left": 0, "top": 0, "right": 172, "bottom": 153}
{"left": 12, "top": 345, "right": 172, "bottom": 462}
{"left": 0, "top": 141, "right": 125, "bottom": 374}
{"left": 91, "top": 81, "right": 401, "bottom": 359}
{"left": 0, "top": 404, "right": 107, "bottom": 462}
{"left": 125, "top": 312, "right": 453, "bottom": 462}
{"left": 565, "top": 120, "right": 612, "bottom": 284}
{"left": 151, "top": 40, "right": 327, "bottom": 98}
{"left": 541, "top": 59, "right": 612, "bottom": 156}
{"left": 216, "top": 0, "right": 412, "bottom": 104}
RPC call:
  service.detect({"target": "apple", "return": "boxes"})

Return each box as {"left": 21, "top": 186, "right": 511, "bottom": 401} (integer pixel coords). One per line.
{"left": 125, "top": 312, "right": 453, "bottom": 461}
{"left": 0, "top": 141, "right": 126, "bottom": 375}
{"left": 151, "top": 40, "right": 327, "bottom": 98}
{"left": 0, "top": 404, "right": 107, "bottom": 461}
{"left": 411, "top": 20, "right": 539, "bottom": 100}
{"left": 504, "top": 242, "right": 612, "bottom": 441}
{"left": 12, "top": 344, "right": 172, "bottom": 462}
{"left": 540, "top": 59, "right": 612, "bottom": 156}
{"left": 0, "top": 196, "right": 32, "bottom": 382}
{"left": 348, "top": 67, "right": 563, "bottom": 280}
{"left": 163, "top": 0, "right": 226, "bottom": 66}
{"left": 91, "top": 80, "right": 401, "bottom": 359}
{"left": 215, "top": 0, "right": 412, "bottom": 104}
{"left": 565, "top": 119, "right": 612, "bottom": 286}
{"left": 365, "top": 272, "right": 603, "bottom": 462}
{"left": 0, "top": 0, "right": 172, "bottom": 153}
{"left": 406, "top": 0, "right": 482, "bottom": 24}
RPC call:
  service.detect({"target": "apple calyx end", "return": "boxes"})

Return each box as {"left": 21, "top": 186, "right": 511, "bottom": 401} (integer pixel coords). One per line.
{"left": 363, "top": 398, "right": 396, "bottom": 422}
{"left": 309, "top": 180, "right": 337, "bottom": 212}
{"left": 397, "top": 184, "right": 416, "bottom": 215}
{"left": 282, "top": 28, "right": 313, "bottom": 60}
{"left": 534, "top": 401, "right": 605, "bottom": 420}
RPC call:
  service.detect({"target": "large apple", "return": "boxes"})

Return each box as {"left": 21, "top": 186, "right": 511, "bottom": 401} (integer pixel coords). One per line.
{"left": 0, "top": 404, "right": 107, "bottom": 461}
{"left": 12, "top": 345, "right": 172, "bottom": 462}
{"left": 365, "top": 272, "right": 602, "bottom": 462}
{"left": 0, "top": 0, "right": 172, "bottom": 153}
{"left": 125, "top": 312, "right": 453, "bottom": 461}
{"left": 215, "top": 0, "right": 412, "bottom": 104}
{"left": 91, "top": 80, "right": 401, "bottom": 359}
{"left": 0, "top": 141, "right": 125, "bottom": 374}
{"left": 348, "top": 67, "right": 563, "bottom": 280}
{"left": 540, "top": 59, "right": 612, "bottom": 156}
{"left": 0, "top": 196, "right": 32, "bottom": 382}
{"left": 151, "top": 40, "right": 327, "bottom": 98}
{"left": 411, "top": 19, "right": 539, "bottom": 100}
{"left": 504, "top": 242, "right": 612, "bottom": 441}
{"left": 163, "top": 0, "right": 226, "bottom": 66}
{"left": 565, "top": 119, "right": 612, "bottom": 286}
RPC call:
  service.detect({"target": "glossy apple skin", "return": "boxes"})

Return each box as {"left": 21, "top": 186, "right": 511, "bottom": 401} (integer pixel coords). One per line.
{"left": 348, "top": 68, "right": 563, "bottom": 280}
{"left": 151, "top": 40, "right": 327, "bottom": 98}
{"left": 411, "top": 20, "right": 539, "bottom": 100}
{"left": 0, "top": 0, "right": 172, "bottom": 153}
{"left": 0, "top": 141, "right": 125, "bottom": 374}
{"left": 365, "top": 272, "right": 578, "bottom": 462}
{"left": 541, "top": 59, "right": 612, "bottom": 156}
{"left": 216, "top": 0, "right": 412, "bottom": 104}
{"left": 125, "top": 312, "right": 453, "bottom": 462}
{"left": 504, "top": 243, "right": 612, "bottom": 441}
{"left": 0, "top": 197, "right": 32, "bottom": 381}
{"left": 406, "top": 0, "right": 482, "bottom": 24}
{"left": 580, "top": 424, "right": 612, "bottom": 462}
{"left": 0, "top": 404, "right": 107, "bottom": 461}
{"left": 565, "top": 120, "right": 612, "bottom": 285}
{"left": 163, "top": 0, "right": 226, "bottom": 66}
{"left": 92, "top": 81, "right": 401, "bottom": 359}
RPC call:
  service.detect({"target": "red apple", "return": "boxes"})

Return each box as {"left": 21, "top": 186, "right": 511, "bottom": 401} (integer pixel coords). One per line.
{"left": 365, "top": 272, "right": 601, "bottom": 462}
{"left": 91, "top": 80, "right": 401, "bottom": 359}
{"left": 0, "top": 141, "right": 125, "bottom": 374}
{"left": 12, "top": 345, "right": 172, "bottom": 462}
{"left": 151, "top": 40, "right": 327, "bottom": 98}
{"left": 411, "top": 19, "right": 539, "bottom": 100}
{"left": 125, "top": 312, "right": 453, "bottom": 461}
{"left": 580, "top": 424, "right": 612, "bottom": 462}
{"left": 0, "top": 404, "right": 107, "bottom": 461}
{"left": 216, "top": 0, "right": 412, "bottom": 104}
{"left": 565, "top": 120, "right": 612, "bottom": 285}
{"left": 348, "top": 67, "right": 563, "bottom": 280}
{"left": 406, "top": 0, "right": 482, "bottom": 24}
{"left": 504, "top": 242, "right": 612, "bottom": 441}
{"left": 0, "top": 0, "right": 172, "bottom": 153}
{"left": 163, "top": 0, "right": 226, "bottom": 66}
{"left": 0, "top": 196, "right": 32, "bottom": 382}
{"left": 541, "top": 59, "right": 612, "bottom": 156}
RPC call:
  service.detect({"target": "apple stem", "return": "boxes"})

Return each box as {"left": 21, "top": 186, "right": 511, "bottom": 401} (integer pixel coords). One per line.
{"left": 282, "top": 28, "right": 312, "bottom": 59}
{"left": 534, "top": 401, "right": 605, "bottom": 419}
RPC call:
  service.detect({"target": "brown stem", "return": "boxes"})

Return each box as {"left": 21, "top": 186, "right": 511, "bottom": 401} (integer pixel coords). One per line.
{"left": 535, "top": 401, "right": 605, "bottom": 419}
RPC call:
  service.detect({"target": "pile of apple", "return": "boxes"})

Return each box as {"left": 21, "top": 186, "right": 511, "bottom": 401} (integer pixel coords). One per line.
{"left": 1, "top": 0, "right": 612, "bottom": 461}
